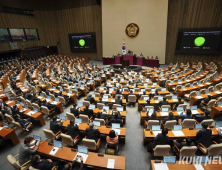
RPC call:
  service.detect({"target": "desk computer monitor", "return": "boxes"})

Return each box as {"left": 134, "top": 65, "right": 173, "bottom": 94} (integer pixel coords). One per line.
{"left": 182, "top": 86, "right": 185, "bottom": 89}
{"left": 161, "top": 108, "right": 169, "bottom": 112}
{"left": 191, "top": 105, "right": 197, "bottom": 111}
{"left": 53, "top": 140, "right": 62, "bottom": 148}
{"left": 59, "top": 115, "right": 66, "bottom": 121}
{"left": 77, "top": 145, "right": 88, "bottom": 154}
{"left": 143, "top": 97, "right": 149, "bottom": 101}
{"left": 91, "top": 94, "right": 95, "bottom": 98}
{"left": 206, "top": 89, "right": 209, "bottom": 94}
{"left": 215, "top": 121, "right": 222, "bottom": 128}
{"left": 55, "top": 98, "right": 59, "bottom": 102}
{"left": 40, "top": 93, "right": 44, "bottom": 97}
{"left": 33, "top": 134, "right": 41, "bottom": 141}
{"left": 173, "top": 125, "right": 182, "bottom": 131}
{"left": 60, "top": 88, "right": 63, "bottom": 92}
{"left": 172, "top": 96, "right": 177, "bottom": 100}
{"left": 52, "top": 86, "right": 56, "bottom": 89}
{"left": 89, "top": 104, "right": 95, "bottom": 109}
{"left": 218, "top": 101, "right": 222, "bottom": 107}
{"left": 103, "top": 106, "right": 109, "bottom": 111}
{"left": 103, "top": 95, "right": 108, "bottom": 99}
{"left": 153, "top": 83, "right": 157, "bottom": 86}
{"left": 158, "top": 96, "right": 163, "bottom": 100}
{"left": 33, "top": 108, "right": 38, "bottom": 112}
{"left": 141, "top": 89, "right": 145, "bottom": 92}
{"left": 77, "top": 102, "right": 83, "bottom": 107}
{"left": 24, "top": 104, "right": 28, "bottom": 109}
{"left": 117, "top": 107, "right": 123, "bottom": 112}
{"left": 177, "top": 107, "right": 183, "bottom": 112}
{"left": 47, "top": 96, "right": 51, "bottom": 100}
{"left": 163, "top": 156, "right": 176, "bottom": 164}
{"left": 196, "top": 91, "right": 201, "bottom": 96}
{"left": 93, "top": 121, "right": 101, "bottom": 127}
{"left": 75, "top": 118, "right": 82, "bottom": 124}
{"left": 151, "top": 89, "right": 156, "bottom": 92}
{"left": 147, "top": 108, "right": 154, "bottom": 113}
{"left": 152, "top": 125, "right": 161, "bottom": 131}
{"left": 195, "top": 124, "right": 202, "bottom": 130}
{"left": 68, "top": 90, "right": 72, "bottom": 94}
{"left": 214, "top": 87, "right": 218, "bottom": 91}
{"left": 112, "top": 123, "right": 120, "bottom": 129}
{"left": 162, "top": 88, "right": 166, "bottom": 91}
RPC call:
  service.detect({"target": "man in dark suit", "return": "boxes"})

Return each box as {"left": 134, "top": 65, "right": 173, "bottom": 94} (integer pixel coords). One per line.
{"left": 83, "top": 105, "right": 93, "bottom": 118}
{"left": 163, "top": 112, "right": 176, "bottom": 124}
{"left": 50, "top": 116, "right": 62, "bottom": 134}
{"left": 115, "top": 96, "right": 122, "bottom": 105}
{"left": 85, "top": 122, "right": 100, "bottom": 142}
{"left": 195, "top": 122, "right": 212, "bottom": 147}
{"left": 174, "top": 97, "right": 184, "bottom": 108}
{"left": 108, "top": 112, "right": 123, "bottom": 127}
{"left": 201, "top": 95, "right": 211, "bottom": 107}
{"left": 31, "top": 154, "right": 60, "bottom": 170}
{"left": 195, "top": 110, "right": 211, "bottom": 123}
{"left": 67, "top": 120, "right": 79, "bottom": 139}
{"left": 159, "top": 97, "right": 169, "bottom": 106}
{"left": 70, "top": 104, "right": 80, "bottom": 117}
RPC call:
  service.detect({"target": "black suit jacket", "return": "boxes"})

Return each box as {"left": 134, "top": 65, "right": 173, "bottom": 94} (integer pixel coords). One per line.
{"left": 50, "top": 121, "right": 62, "bottom": 134}
{"left": 196, "top": 129, "right": 212, "bottom": 147}
{"left": 67, "top": 124, "right": 79, "bottom": 139}
{"left": 163, "top": 117, "right": 176, "bottom": 124}
{"left": 85, "top": 128, "right": 100, "bottom": 141}
{"left": 153, "top": 133, "right": 169, "bottom": 147}
{"left": 31, "top": 160, "right": 53, "bottom": 170}
{"left": 84, "top": 108, "right": 93, "bottom": 118}
{"left": 115, "top": 99, "right": 122, "bottom": 105}
{"left": 159, "top": 101, "right": 169, "bottom": 106}
{"left": 70, "top": 108, "right": 79, "bottom": 117}
{"left": 108, "top": 118, "right": 123, "bottom": 127}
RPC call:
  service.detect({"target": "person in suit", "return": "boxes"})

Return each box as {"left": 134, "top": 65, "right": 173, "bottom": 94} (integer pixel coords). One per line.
{"left": 159, "top": 97, "right": 169, "bottom": 106}
{"left": 31, "top": 154, "right": 60, "bottom": 170}
{"left": 70, "top": 104, "right": 80, "bottom": 117}
{"left": 96, "top": 112, "right": 109, "bottom": 121}
{"left": 147, "top": 128, "right": 170, "bottom": 152}
{"left": 174, "top": 137, "right": 195, "bottom": 152}
{"left": 195, "top": 110, "right": 211, "bottom": 123}
{"left": 85, "top": 122, "right": 100, "bottom": 142}
{"left": 115, "top": 96, "right": 122, "bottom": 105}
{"left": 19, "top": 137, "right": 39, "bottom": 165}
{"left": 14, "top": 114, "right": 32, "bottom": 131}
{"left": 50, "top": 116, "right": 62, "bottom": 134}
{"left": 201, "top": 95, "right": 211, "bottom": 107}
{"left": 63, "top": 156, "right": 84, "bottom": 170}
{"left": 108, "top": 112, "right": 123, "bottom": 127}
{"left": 163, "top": 112, "right": 176, "bottom": 124}
{"left": 67, "top": 120, "right": 79, "bottom": 139}
{"left": 195, "top": 122, "right": 212, "bottom": 147}
{"left": 180, "top": 109, "right": 193, "bottom": 121}
{"left": 174, "top": 97, "right": 184, "bottom": 109}
{"left": 83, "top": 105, "right": 93, "bottom": 118}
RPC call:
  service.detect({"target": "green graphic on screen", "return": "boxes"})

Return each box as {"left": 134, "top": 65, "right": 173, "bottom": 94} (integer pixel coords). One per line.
{"left": 194, "top": 37, "right": 205, "bottom": 46}
{"left": 79, "top": 39, "right": 85, "bottom": 46}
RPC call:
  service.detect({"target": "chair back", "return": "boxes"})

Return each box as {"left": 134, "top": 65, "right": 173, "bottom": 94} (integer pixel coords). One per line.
{"left": 113, "top": 104, "right": 121, "bottom": 109}
{"left": 5, "top": 114, "right": 14, "bottom": 123}
{"left": 147, "top": 120, "right": 159, "bottom": 129}
{"left": 97, "top": 103, "right": 104, "bottom": 110}
{"left": 32, "top": 103, "right": 40, "bottom": 111}
{"left": 12, "top": 121, "right": 23, "bottom": 131}
{"left": 94, "top": 118, "right": 105, "bottom": 126}
{"left": 79, "top": 114, "right": 89, "bottom": 124}
{"left": 7, "top": 154, "right": 20, "bottom": 170}
{"left": 207, "top": 99, "right": 216, "bottom": 108}
{"left": 128, "top": 95, "right": 136, "bottom": 102}
{"left": 82, "top": 138, "right": 96, "bottom": 150}
{"left": 165, "top": 120, "right": 177, "bottom": 129}
{"left": 83, "top": 101, "right": 90, "bottom": 107}
{"left": 180, "top": 146, "right": 197, "bottom": 157}
{"left": 182, "top": 119, "right": 196, "bottom": 128}
{"left": 161, "top": 105, "right": 171, "bottom": 109}
{"left": 41, "top": 106, "right": 50, "bottom": 115}
{"left": 178, "top": 104, "right": 187, "bottom": 110}
{"left": 208, "top": 144, "right": 222, "bottom": 156}
{"left": 58, "top": 96, "right": 66, "bottom": 104}
{"left": 61, "top": 133, "right": 74, "bottom": 146}
{"left": 154, "top": 145, "right": 170, "bottom": 156}
{"left": 43, "top": 129, "right": 55, "bottom": 140}
{"left": 66, "top": 112, "right": 75, "bottom": 120}
{"left": 201, "top": 119, "right": 214, "bottom": 127}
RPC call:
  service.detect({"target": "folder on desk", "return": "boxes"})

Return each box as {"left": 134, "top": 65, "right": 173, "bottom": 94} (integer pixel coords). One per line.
{"left": 172, "top": 131, "right": 185, "bottom": 136}
{"left": 107, "top": 159, "right": 115, "bottom": 169}
{"left": 154, "top": 163, "right": 169, "bottom": 170}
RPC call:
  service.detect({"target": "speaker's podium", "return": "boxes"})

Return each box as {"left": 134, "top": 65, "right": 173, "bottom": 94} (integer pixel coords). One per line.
{"left": 122, "top": 60, "right": 130, "bottom": 67}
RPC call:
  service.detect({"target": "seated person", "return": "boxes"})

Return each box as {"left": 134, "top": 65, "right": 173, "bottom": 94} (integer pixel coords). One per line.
{"left": 110, "top": 108, "right": 121, "bottom": 118}
{"left": 96, "top": 112, "right": 109, "bottom": 121}
{"left": 195, "top": 122, "right": 212, "bottom": 147}
{"left": 67, "top": 120, "right": 79, "bottom": 139}
{"left": 30, "top": 93, "right": 38, "bottom": 103}
{"left": 201, "top": 95, "right": 211, "bottom": 107}
{"left": 174, "top": 97, "right": 184, "bottom": 109}
{"left": 115, "top": 96, "right": 122, "bottom": 105}
{"left": 159, "top": 97, "right": 169, "bottom": 106}
{"left": 50, "top": 116, "right": 62, "bottom": 134}
{"left": 83, "top": 105, "right": 93, "bottom": 118}
{"left": 173, "top": 137, "right": 195, "bottom": 153}
{"left": 108, "top": 112, "right": 123, "bottom": 127}
{"left": 195, "top": 110, "right": 211, "bottom": 123}
{"left": 145, "top": 99, "right": 152, "bottom": 107}
{"left": 180, "top": 109, "right": 193, "bottom": 121}
{"left": 14, "top": 114, "right": 32, "bottom": 132}
{"left": 85, "top": 122, "right": 100, "bottom": 142}
{"left": 106, "top": 130, "right": 119, "bottom": 146}
{"left": 147, "top": 128, "right": 169, "bottom": 152}
{"left": 70, "top": 104, "right": 80, "bottom": 117}
{"left": 63, "top": 156, "right": 83, "bottom": 170}
{"left": 163, "top": 112, "right": 176, "bottom": 124}
{"left": 31, "top": 154, "right": 61, "bottom": 170}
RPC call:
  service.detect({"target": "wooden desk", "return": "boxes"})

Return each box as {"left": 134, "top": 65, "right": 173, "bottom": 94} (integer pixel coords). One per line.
{"left": 150, "top": 160, "right": 222, "bottom": 170}
{"left": 62, "top": 121, "right": 126, "bottom": 143}
{"left": 37, "top": 141, "right": 125, "bottom": 170}
{"left": 210, "top": 106, "right": 222, "bottom": 118}
{"left": 143, "top": 128, "right": 218, "bottom": 145}
{"left": 0, "top": 127, "right": 20, "bottom": 145}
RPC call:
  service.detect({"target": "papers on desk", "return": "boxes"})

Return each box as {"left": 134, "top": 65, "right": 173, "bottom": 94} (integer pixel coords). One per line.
{"left": 74, "top": 152, "right": 88, "bottom": 163}
{"left": 154, "top": 163, "right": 169, "bottom": 170}
{"left": 51, "top": 101, "right": 58, "bottom": 105}
{"left": 153, "top": 131, "right": 161, "bottom": 137}
{"left": 155, "top": 100, "right": 159, "bottom": 103}
{"left": 67, "top": 94, "right": 72, "bottom": 97}
{"left": 111, "top": 99, "right": 115, "bottom": 102}
{"left": 37, "top": 96, "right": 43, "bottom": 99}
{"left": 112, "top": 129, "right": 121, "bottom": 135}
{"left": 102, "top": 99, "right": 108, "bottom": 102}
{"left": 196, "top": 96, "right": 203, "bottom": 99}
{"left": 172, "top": 99, "right": 178, "bottom": 101}
{"left": 26, "top": 111, "right": 35, "bottom": 116}
{"left": 107, "top": 159, "right": 115, "bottom": 169}
{"left": 205, "top": 82, "right": 211, "bottom": 85}
{"left": 0, "top": 127, "right": 3, "bottom": 131}
{"left": 172, "top": 130, "right": 185, "bottom": 136}
{"left": 6, "top": 101, "right": 13, "bottom": 104}
{"left": 0, "top": 94, "right": 5, "bottom": 97}
{"left": 192, "top": 110, "right": 200, "bottom": 114}
{"left": 46, "top": 99, "right": 51, "bottom": 102}
{"left": 20, "top": 108, "right": 27, "bottom": 112}
{"left": 215, "top": 91, "right": 221, "bottom": 94}
{"left": 186, "top": 80, "right": 190, "bottom": 82}
{"left": 160, "top": 112, "right": 169, "bottom": 116}
{"left": 198, "top": 84, "right": 204, "bottom": 87}
{"left": 49, "top": 147, "right": 59, "bottom": 155}
{"left": 194, "top": 164, "right": 204, "bottom": 170}
{"left": 139, "top": 92, "right": 143, "bottom": 94}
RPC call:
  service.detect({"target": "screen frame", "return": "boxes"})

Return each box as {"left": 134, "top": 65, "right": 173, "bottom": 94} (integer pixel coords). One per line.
{"left": 0, "top": 28, "right": 10, "bottom": 43}
{"left": 24, "top": 28, "right": 40, "bottom": 41}
{"left": 175, "top": 27, "right": 222, "bottom": 54}
{"left": 68, "top": 32, "right": 97, "bottom": 53}
{"left": 8, "top": 28, "right": 26, "bottom": 42}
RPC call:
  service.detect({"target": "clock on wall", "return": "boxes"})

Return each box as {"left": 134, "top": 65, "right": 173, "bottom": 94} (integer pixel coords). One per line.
{"left": 9, "top": 42, "right": 19, "bottom": 50}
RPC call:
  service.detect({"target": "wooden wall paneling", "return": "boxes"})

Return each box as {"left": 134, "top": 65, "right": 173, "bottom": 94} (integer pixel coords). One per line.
{"left": 166, "top": 0, "right": 222, "bottom": 64}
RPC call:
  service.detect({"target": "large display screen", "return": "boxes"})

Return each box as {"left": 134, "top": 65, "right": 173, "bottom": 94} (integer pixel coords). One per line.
{"left": 25, "top": 29, "right": 39, "bottom": 40}
{"left": 176, "top": 28, "right": 222, "bottom": 54}
{"left": 0, "top": 28, "right": 10, "bottom": 42}
{"left": 9, "top": 29, "right": 26, "bottom": 42}
{"left": 69, "top": 32, "right": 96, "bottom": 52}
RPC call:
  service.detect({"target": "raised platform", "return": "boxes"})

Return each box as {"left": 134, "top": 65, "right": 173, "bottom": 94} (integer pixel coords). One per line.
{"left": 110, "top": 64, "right": 143, "bottom": 73}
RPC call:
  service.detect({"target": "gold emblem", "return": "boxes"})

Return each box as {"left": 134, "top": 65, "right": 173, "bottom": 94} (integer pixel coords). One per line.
{"left": 125, "top": 23, "right": 139, "bottom": 37}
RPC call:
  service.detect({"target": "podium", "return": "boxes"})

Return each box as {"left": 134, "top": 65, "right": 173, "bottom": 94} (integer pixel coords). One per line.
{"left": 122, "top": 60, "right": 129, "bottom": 67}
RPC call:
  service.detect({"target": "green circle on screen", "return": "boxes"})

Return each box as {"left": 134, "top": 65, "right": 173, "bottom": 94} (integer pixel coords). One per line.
{"left": 194, "top": 37, "right": 205, "bottom": 46}
{"left": 79, "top": 39, "right": 85, "bottom": 46}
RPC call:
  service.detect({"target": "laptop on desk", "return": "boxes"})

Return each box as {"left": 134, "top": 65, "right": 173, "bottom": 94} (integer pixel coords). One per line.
{"left": 195, "top": 124, "right": 202, "bottom": 130}
{"left": 59, "top": 115, "right": 66, "bottom": 121}
{"left": 93, "top": 121, "right": 101, "bottom": 127}
{"left": 33, "top": 134, "right": 41, "bottom": 145}
{"left": 75, "top": 118, "right": 82, "bottom": 125}
{"left": 163, "top": 156, "right": 176, "bottom": 164}
{"left": 112, "top": 123, "right": 121, "bottom": 135}
{"left": 89, "top": 104, "right": 95, "bottom": 110}
{"left": 191, "top": 105, "right": 199, "bottom": 114}
{"left": 77, "top": 102, "right": 83, "bottom": 107}
{"left": 177, "top": 107, "right": 184, "bottom": 113}
{"left": 103, "top": 106, "right": 109, "bottom": 111}
{"left": 152, "top": 125, "right": 161, "bottom": 131}
{"left": 173, "top": 125, "right": 182, "bottom": 131}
